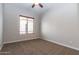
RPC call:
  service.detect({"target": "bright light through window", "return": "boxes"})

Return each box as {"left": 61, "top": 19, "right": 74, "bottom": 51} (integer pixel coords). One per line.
{"left": 28, "top": 19, "right": 33, "bottom": 33}
{"left": 20, "top": 17, "right": 27, "bottom": 34}
{"left": 19, "top": 15, "right": 34, "bottom": 34}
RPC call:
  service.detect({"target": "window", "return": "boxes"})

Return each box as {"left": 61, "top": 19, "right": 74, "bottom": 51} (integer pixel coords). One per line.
{"left": 20, "top": 16, "right": 27, "bottom": 34}
{"left": 19, "top": 15, "right": 34, "bottom": 34}
{"left": 28, "top": 18, "right": 33, "bottom": 33}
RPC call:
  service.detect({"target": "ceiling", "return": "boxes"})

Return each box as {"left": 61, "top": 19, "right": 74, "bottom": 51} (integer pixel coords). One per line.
{"left": 4, "top": 3, "right": 69, "bottom": 16}
{"left": 13, "top": 3, "right": 55, "bottom": 15}
{"left": 15, "top": 3, "right": 67, "bottom": 14}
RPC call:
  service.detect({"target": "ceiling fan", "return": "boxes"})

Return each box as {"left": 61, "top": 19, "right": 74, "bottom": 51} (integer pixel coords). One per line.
{"left": 32, "top": 3, "right": 43, "bottom": 8}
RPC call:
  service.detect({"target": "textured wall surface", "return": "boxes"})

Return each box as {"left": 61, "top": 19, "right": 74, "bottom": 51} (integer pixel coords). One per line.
{"left": 3, "top": 4, "right": 41, "bottom": 44}
{"left": 0, "top": 4, "right": 3, "bottom": 49}
{"left": 41, "top": 3, "right": 79, "bottom": 50}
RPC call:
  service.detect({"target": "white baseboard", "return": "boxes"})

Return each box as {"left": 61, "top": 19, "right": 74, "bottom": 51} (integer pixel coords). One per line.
{"left": 3, "top": 37, "right": 40, "bottom": 44}
{"left": 3, "top": 37, "right": 79, "bottom": 51}
{"left": 43, "top": 39, "right": 79, "bottom": 51}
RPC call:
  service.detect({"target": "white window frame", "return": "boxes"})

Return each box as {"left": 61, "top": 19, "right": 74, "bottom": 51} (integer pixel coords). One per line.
{"left": 19, "top": 15, "right": 34, "bottom": 35}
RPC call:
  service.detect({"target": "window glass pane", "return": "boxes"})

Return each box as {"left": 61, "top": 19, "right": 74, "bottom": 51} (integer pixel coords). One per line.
{"left": 20, "top": 16, "right": 27, "bottom": 34}
{"left": 28, "top": 19, "right": 33, "bottom": 33}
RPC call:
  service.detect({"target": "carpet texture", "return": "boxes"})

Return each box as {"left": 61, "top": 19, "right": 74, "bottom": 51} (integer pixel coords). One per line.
{"left": 0, "top": 39, "right": 79, "bottom": 55}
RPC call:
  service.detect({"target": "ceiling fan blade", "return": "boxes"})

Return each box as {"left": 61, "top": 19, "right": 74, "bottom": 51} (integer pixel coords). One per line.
{"left": 32, "top": 4, "right": 35, "bottom": 8}
{"left": 39, "top": 3, "right": 43, "bottom": 8}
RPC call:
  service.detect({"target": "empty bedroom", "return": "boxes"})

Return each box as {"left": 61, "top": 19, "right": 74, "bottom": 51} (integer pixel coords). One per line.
{"left": 0, "top": 3, "right": 79, "bottom": 55}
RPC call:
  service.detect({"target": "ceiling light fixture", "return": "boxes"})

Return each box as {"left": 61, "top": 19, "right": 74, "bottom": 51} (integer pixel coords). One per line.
{"left": 32, "top": 0, "right": 43, "bottom": 8}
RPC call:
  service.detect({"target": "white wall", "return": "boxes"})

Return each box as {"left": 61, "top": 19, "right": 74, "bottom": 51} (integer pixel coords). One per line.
{"left": 0, "top": 4, "right": 3, "bottom": 50}
{"left": 3, "top": 4, "right": 40, "bottom": 44}
{"left": 41, "top": 3, "right": 79, "bottom": 50}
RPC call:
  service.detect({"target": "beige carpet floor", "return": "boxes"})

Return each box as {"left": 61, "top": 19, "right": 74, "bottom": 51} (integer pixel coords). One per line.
{"left": 0, "top": 39, "right": 79, "bottom": 55}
